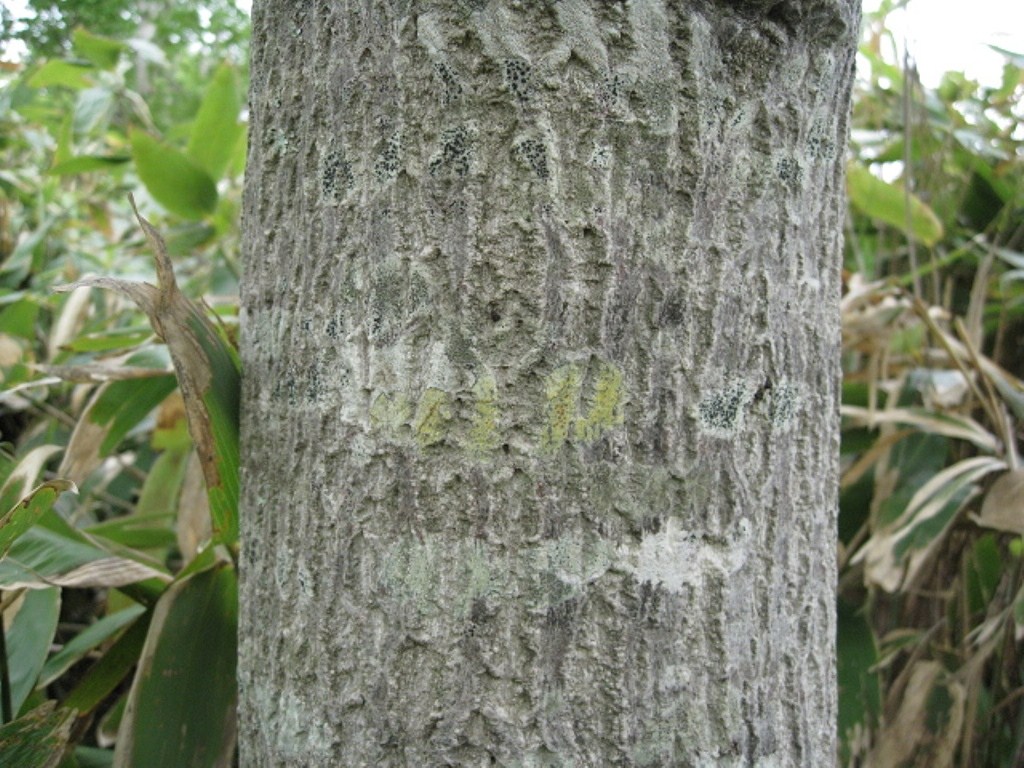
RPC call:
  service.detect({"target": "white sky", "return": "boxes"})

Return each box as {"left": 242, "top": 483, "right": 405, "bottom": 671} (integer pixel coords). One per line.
{"left": 2, "top": 0, "right": 1023, "bottom": 87}
{"left": 864, "top": 0, "right": 1024, "bottom": 87}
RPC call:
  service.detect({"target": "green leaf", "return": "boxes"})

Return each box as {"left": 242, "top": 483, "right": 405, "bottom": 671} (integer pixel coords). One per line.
{"left": 837, "top": 599, "right": 881, "bottom": 763}
{"left": 130, "top": 132, "right": 217, "bottom": 219}
{"left": 0, "top": 446, "right": 62, "bottom": 522}
{"left": 47, "top": 155, "right": 131, "bottom": 177}
{"left": 0, "top": 511, "right": 168, "bottom": 591}
{"left": 113, "top": 565, "right": 237, "bottom": 768}
{"left": 58, "top": 201, "right": 240, "bottom": 549}
{"left": 71, "top": 28, "right": 125, "bottom": 70}
{"left": 61, "top": 326, "right": 152, "bottom": 353}
{"left": 0, "top": 480, "right": 77, "bottom": 559}
{"left": 63, "top": 612, "right": 151, "bottom": 716}
{"left": 0, "top": 299, "right": 40, "bottom": 340}
{"left": 27, "top": 61, "right": 93, "bottom": 90}
{"left": 186, "top": 65, "right": 244, "bottom": 181}
{"left": 0, "top": 701, "right": 75, "bottom": 768}
{"left": 72, "top": 746, "right": 115, "bottom": 768}
{"left": 85, "top": 513, "right": 177, "bottom": 551}
{"left": 4, "top": 588, "right": 60, "bottom": 716}
{"left": 74, "top": 87, "right": 114, "bottom": 135}
{"left": 38, "top": 605, "right": 146, "bottom": 689}
{"left": 846, "top": 162, "right": 944, "bottom": 247}
{"left": 90, "top": 376, "right": 179, "bottom": 456}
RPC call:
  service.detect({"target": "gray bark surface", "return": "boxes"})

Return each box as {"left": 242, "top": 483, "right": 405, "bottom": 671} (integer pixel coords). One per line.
{"left": 239, "top": 1, "right": 859, "bottom": 765}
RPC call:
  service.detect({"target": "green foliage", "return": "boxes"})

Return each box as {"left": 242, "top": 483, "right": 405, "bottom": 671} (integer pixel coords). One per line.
{"left": 839, "top": 6, "right": 1024, "bottom": 765}
{"left": 0, "top": 5, "right": 244, "bottom": 763}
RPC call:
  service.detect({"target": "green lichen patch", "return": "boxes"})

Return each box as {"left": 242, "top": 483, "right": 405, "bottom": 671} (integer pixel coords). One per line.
{"left": 540, "top": 364, "right": 582, "bottom": 453}
{"left": 370, "top": 392, "right": 413, "bottom": 433}
{"left": 414, "top": 387, "right": 451, "bottom": 447}
{"left": 468, "top": 374, "right": 501, "bottom": 454}
{"left": 575, "top": 362, "right": 624, "bottom": 443}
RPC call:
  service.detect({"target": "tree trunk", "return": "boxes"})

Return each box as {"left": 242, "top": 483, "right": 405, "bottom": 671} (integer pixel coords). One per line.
{"left": 239, "top": 1, "right": 858, "bottom": 765}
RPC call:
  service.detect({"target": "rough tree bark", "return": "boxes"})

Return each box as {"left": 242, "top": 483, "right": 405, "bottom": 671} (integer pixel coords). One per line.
{"left": 239, "top": 1, "right": 859, "bottom": 765}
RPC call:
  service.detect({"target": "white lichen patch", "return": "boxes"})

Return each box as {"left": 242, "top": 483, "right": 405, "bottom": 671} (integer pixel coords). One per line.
{"left": 768, "top": 380, "right": 800, "bottom": 431}
{"left": 620, "top": 518, "right": 750, "bottom": 595}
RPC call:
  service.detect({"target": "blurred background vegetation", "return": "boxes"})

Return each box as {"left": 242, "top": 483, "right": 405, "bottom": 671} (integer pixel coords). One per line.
{"left": 0, "top": 0, "right": 1021, "bottom": 765}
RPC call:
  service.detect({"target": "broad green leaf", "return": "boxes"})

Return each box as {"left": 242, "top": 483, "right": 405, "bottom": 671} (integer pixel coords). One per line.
{"left": 0, "top": 480, "right": 77, "bottom": 559}
{"left": 855, "top": 456, "right": 1007, "bottom": 591}
{"left": 71, "top": 28, "right": 125, "bottom": 70}
{"left": 0, "top": 510, "right": 169, "bottom": 590}
{"left": 4, "top": 588, "right": 60, "bottom": 715}
{"left": 58, "top": 200, "right": 240, "bottom": 549}
{"left": 130, "top": 132, "right": 217, "bottom": 219}
{"left": 47, "top": 155, "right": 130, "bottom": 177}
{"left": 0, "top": 298, "right": 39, "bottom": 339}
{"left": 38, "top": 605, "right": 147, "bottom": 689}
{"left": 85, "top": 513, "right": 177, "bottom": 551}
{"left": 114, "top": 565, "right": 237, "bottom": 768}
{"left": 72, "top": 746, "right": 116, "bottom": 768}
{"left": 846, "top": 162, "right": 944, "bottom": 247}
{"left": 135, "top": 446, "right": 190, "bottom": 517}
{"left": 58, "top": 373, "right": 177, "bottom": 486}
{"left": 74, "top": 87, "right": 114, "bottom": 135}
{"left": 63, "top": 612, "right": 151, "bottom": 716}
{"left": 0, "top": 701, "right": 75, "bottom": 768}
{"left": 0, "top": 446, "right": 63, "bottom": 524}
{"left": 837, "top": 599, "right": 881, "bottom": 763}
{"left": 60, "top": 326, "right": 152, "bottom": 352}
{"left": 186, "top": 65, "right": 244, "bottom": 181}
{"left": 27, "top": 61, "right": 93, "bottom": 90}
{"left": 964, "top": 535, "right": 1002, "bottom": 615}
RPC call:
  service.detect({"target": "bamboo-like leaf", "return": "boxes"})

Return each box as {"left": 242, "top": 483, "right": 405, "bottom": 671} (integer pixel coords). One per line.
{"left": 186, "top": 65, "right": 244, "bottom": 181}
{"left": 972, "top": 469, "right": 1024, "bottom": 535}
{"left": 847, "top": 162, "right": 944, "bottom": 246}
{"left": 854, "top": 456, "right": 1007, "bottom": 591}
{"left": 0, "top": 701, "right": 75, "bottom": 768}
{"left": 0, "top": 480, "right": 77, "bottom": 559}
{"left": 57, "top": 198, "right": 240, "bottom": 550}
{"left": 4, "top": 588, "right": 60, "bottom": 716}
{"left": 63, "top": 612, "right": 152, "bottom": 717}
{"left": 841, "top": 405, "right": 1000, "bottom": 453}
{"left": 130, "top": 132, "right": 217, "bottom": 219}
{"left": 0, "top": 511, "right": 169, "bottom": 590}
{"left": 58, "top": 354, "right": 177, "bottom": 485}
{"left": 0, "top": 446, "right": 63, "bottom": 518}
{"left": 113, "top": 564, "right": 237, "bottom": 768}
{"left": 867, "top": 661, "right": 965, "bottom": 768}
{"left": 37, "top": 604, "right": 146, "bottom": 688}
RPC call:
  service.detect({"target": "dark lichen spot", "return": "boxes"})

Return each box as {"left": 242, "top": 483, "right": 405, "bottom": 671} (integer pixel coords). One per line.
{"left": 503, "top": 58, "right": 532, "bottom": 104}
{"left": 513, "top": 138, "right": 550, "bottom": 180}
{"left": 374, "top": 131, "right": 402, "bottom": 183}
{"left": 322, "top": 149, "right": 355, "bottom": 200}
{"left": 697, "top": 381, "right": 752, "bottom": 437}
{"left": 429, "top": 125, "right": 472, "bottom": 178}
{"left": 775, "top": 155, "right": 802, "bottom": 188}
{"left": 433, "top": 61, "right": 463, "bottom": 105}
{"left": 595, "top": 71, "right": 627, "bottom": 114}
